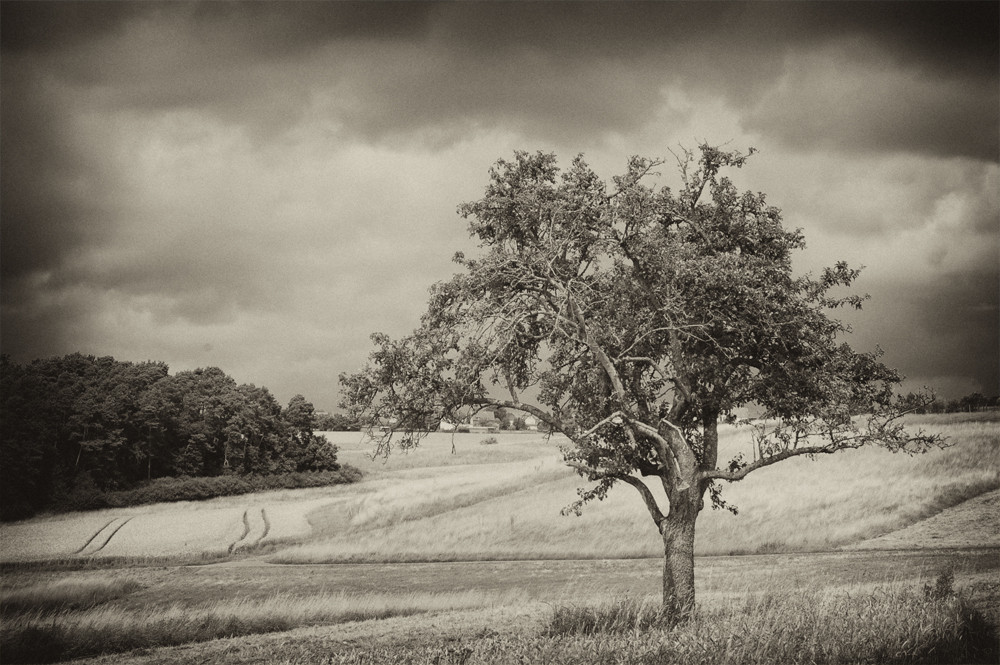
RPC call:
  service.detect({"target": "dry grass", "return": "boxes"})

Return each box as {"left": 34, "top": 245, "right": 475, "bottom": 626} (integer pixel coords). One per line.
{"left": 1, "top": 588, "right": 526, "bottom": 663}
{"left": 3, "top": 416, "right": 996, "bottom": 565}
{"left": 0, "top": 577, "right": 143, "bottom": 615}
{"left": 274, "top": 416, "right": 1000, "bottom": 563}
{"left": 316, "top": 584, "right": 997, "bottom": 665}
{"left": 322, "top": 430, "right": 563, "bottom": 476}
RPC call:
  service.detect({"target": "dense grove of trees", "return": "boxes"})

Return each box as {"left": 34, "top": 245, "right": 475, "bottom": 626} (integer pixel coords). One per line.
{"left": 1, "top": 353, "right": 342, "bottom": 520}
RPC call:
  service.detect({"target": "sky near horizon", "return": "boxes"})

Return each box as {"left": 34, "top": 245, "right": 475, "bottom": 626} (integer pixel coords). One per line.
{"left": 2, "top": 1, "right": 997, "bottom": 410}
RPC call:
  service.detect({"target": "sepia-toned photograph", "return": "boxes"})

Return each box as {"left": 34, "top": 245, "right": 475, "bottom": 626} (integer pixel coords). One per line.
{"left": 1, "top": 2, "right": 997, "bottom": 663}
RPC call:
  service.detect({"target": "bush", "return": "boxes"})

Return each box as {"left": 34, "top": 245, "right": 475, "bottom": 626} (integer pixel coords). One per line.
{"left": 48, "top": 467, "right": 362, "bottom": 513}
{"left": 924, "top": 569, "right": 955, "bottom": 600}
{"left": 480, "top": 437, "right": 498, "bottom": 446}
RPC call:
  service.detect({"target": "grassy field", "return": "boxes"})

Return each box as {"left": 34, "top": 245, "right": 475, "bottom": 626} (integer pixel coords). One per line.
{"left": 3, "top": 555, "right": 996, "bottom": 664}
{"left": 3, "top": 415, "right": 996, "bottom": 563}
{"left": 279, "top": 415, "right": 1000, "bottom": 562}
{"left": 1, "top": 413, "right": 997, "bottom": 663}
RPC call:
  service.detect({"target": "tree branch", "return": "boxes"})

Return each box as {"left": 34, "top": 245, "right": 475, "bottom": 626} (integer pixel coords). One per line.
{"left": 471, "top": 397, "right": 569, "bottom": 436}
{"left": 698, "top": 444, "right": 840, "bottom": 482}
{"left": 617, "top": 474, "right": 666, "bottom": 527}
{"left": 566, "top": 291, "right": 629, "bottom": 406}
{"left": 627, "top": 417, "right": 692, "bottom": 490}
{"left": 566, "top": 461, "right": 666, "bottom": 528}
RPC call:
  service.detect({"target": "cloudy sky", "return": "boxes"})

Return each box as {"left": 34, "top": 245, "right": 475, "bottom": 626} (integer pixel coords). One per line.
{"left": 2, "top": 2, "right": 997, "bottom": 409}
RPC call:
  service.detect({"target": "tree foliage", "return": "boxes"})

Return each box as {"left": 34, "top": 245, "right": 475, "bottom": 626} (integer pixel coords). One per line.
{"left": 341, "top": 145, "right": 941, "bottom": 610}
{"left": 342, "top": 145, "right": 937, "bottom": 473}
{"left": 1, "top": 353, "right": 341, "bottom": 520}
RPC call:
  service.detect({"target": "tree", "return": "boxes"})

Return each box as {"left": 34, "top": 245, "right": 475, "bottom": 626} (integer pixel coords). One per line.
{"left": 342, "top": 145, "right": 940, "bottom": 616}
{"left": 315, "top": 412, "right": 360, "bottom": 431}
{"left": 283, "top": 395, "right": 341, "bottom": 472}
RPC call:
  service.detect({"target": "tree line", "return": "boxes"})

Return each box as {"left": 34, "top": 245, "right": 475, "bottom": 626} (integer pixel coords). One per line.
{"left": 1, "top": 353, "right": 342, "bottom": 520}
{"left": 899, "top": 391, "right": 999, "bottom": 414}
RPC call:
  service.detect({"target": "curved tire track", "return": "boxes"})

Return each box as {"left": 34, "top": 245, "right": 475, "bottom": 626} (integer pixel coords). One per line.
{"left": 250, "top": 509, "right": 270, "bottom": 547}
{"left": 228, "top": 508, "right": 269, "bottom": 554}
{"left": 74, "top": 519, "right": 118, "bottom": 554}
{"left": 77, "top": 517, "right": 134, "bottom": 556}
{"left": 228, "top": 510, "right": 252, "bottom": 554}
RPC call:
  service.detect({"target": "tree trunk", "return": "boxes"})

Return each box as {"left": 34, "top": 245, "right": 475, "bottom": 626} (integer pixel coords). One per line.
{"left": 660, "top": 493, "right": 699, "bottom": 617}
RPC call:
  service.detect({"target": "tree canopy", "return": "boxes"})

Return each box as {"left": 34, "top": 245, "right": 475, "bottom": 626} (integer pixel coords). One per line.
{"left": 341, "top": 145, "right": 939, "bottom": 612}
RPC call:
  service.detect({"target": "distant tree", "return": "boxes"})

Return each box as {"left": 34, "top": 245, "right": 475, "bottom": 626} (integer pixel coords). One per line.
{"left": 283, "top": 395, "right": 340, "bottom": 472}
{"left": 341, "top": 146, "right": 941, "bottom": 616}
{"left": 0, "top": 355, "right": 53, "bottom": 520}
{"left": 956, "top": 392, "right": 992, "bottom": 413}
{"left": 223, "top": 383, "right": 291, "bottom": 475}
{"left": 284, "top": 394, "right": 318, "bottom": 431}
{"left": 898, "top": 391, "right": 933, "bottom": 415}
{"left": 316, "top": 412, "right": 360, "bottom": 431}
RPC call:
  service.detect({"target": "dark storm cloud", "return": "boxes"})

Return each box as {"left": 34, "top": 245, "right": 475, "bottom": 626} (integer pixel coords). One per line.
{"left": 0, "top": 63, "right": 121, "bottom": 281}
{"left": 321, "top": 2, "right": 998, "bottom": 158}
{"left": 451, "top": 1, "right": 999, "bottom": 161}
{"left": 874, "top": 267, "right": 999, "bottom": 394}
{"left": 1, "top": 1, "right": 996, "bottom": 404}
{"left": 0, "top": 1, "right": 138, "bottom": 53}
{"left": 0, "top": 1, "right": 431, "bottom": 54}
{"left": 5, "top": 2, "right": 993, "bottom": 154}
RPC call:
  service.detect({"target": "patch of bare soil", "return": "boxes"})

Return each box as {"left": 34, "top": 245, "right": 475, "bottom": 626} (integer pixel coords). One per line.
{"left": 845, "top": 489, "right": 1000, "bottom": 551}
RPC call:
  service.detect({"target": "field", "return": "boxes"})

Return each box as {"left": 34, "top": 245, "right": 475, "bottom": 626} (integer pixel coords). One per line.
{"left": 1, "top": 413, "right": 998, "bottom": 664}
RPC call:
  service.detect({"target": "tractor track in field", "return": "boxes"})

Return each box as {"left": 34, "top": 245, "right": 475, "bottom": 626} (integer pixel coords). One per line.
{"left": 76, "top": 517, "right": 134, "bottom": 556}
{"left": 228, "top": 510, "right": 252, "bottom": 554}
{"left": 228, "top": 508, "right": 270, "bottom": 554}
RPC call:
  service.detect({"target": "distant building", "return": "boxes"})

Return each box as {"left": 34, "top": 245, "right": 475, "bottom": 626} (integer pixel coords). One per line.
{"left": 471, "top": 415, "right": 501, "bottom": 433}
{"left": 523, "top": 415, "right": 538, "bottom": 431}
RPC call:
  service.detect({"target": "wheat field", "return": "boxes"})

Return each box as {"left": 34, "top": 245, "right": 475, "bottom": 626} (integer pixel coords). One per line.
{"left": 1, "top": 416, "right": 997, "bottom": 564}
{"left": 278, "top": 417, "right": 1000, "bottom": 562}
{"left": 1, "top": 415, "right": 997, "bottom": 664}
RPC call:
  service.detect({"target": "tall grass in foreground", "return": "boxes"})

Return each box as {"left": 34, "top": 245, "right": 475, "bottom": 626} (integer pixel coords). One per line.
{"left": 0, "top": 577, "right": 143, "bottom": 615}
{"left": 326, "top": 586, "right": 997, "bottom": 665}
{"left": 0, "top": 590, "right": 523, "bottom": 664}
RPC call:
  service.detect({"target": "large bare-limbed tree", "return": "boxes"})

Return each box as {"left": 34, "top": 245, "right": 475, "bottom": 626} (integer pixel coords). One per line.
{"left": 340, "top": 145, "right": 939, "bottom": 616}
